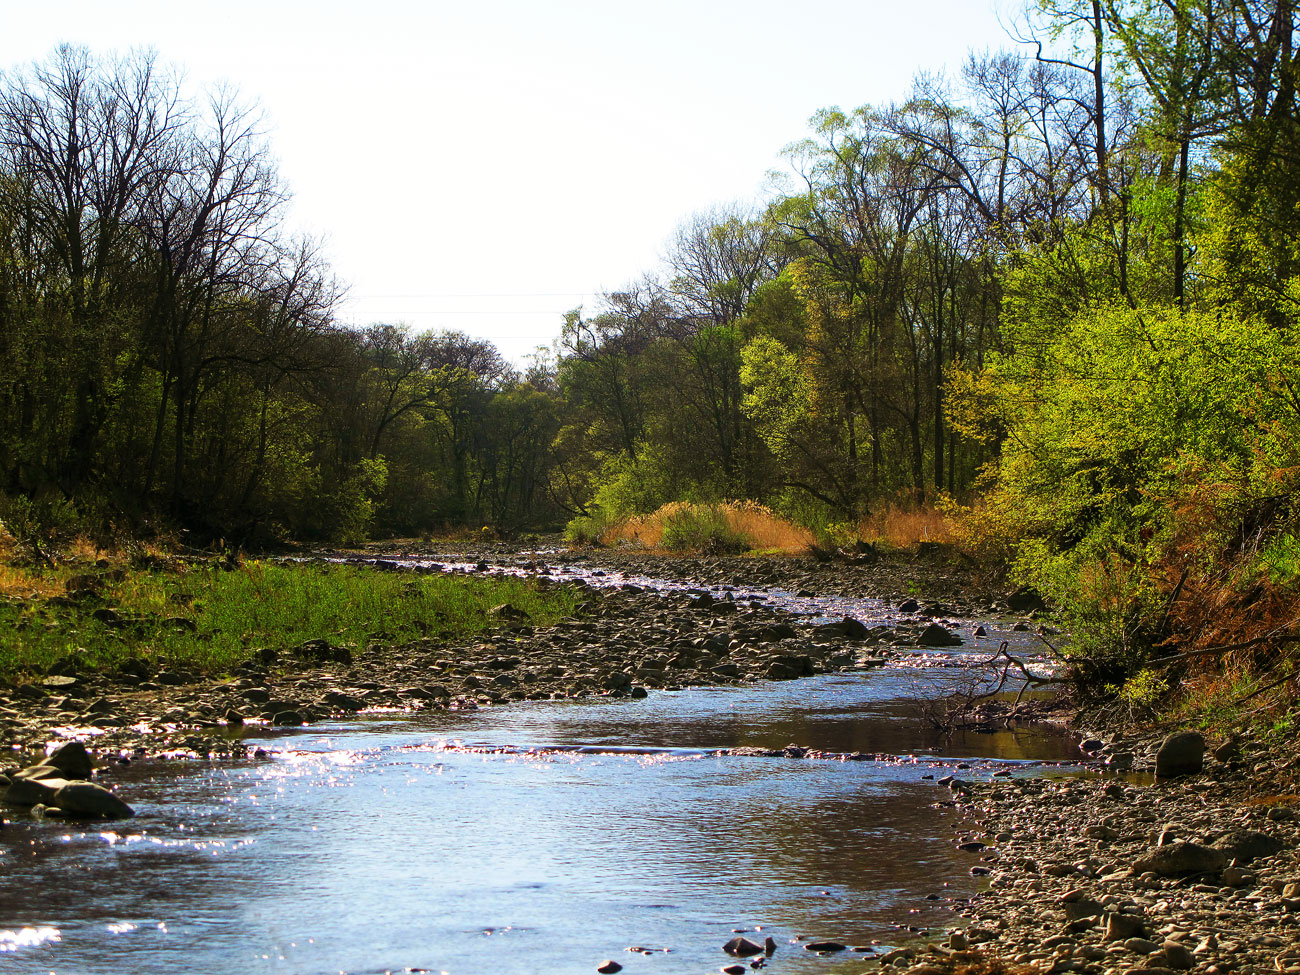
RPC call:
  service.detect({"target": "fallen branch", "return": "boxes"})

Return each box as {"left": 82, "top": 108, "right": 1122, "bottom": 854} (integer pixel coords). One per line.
{"left": 1146, "top": 621, "right": 1300, "bottom": 667}
{"left": 1231, "top": 669, "right": 1297, "bottom": 707}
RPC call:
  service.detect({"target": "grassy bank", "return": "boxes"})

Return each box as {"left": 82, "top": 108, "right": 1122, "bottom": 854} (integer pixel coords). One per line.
{"left": 567, "top": 499, "right": 958, "bottom": 557}
{"left": 0, "top": 558, "right": 581, "bottom": 681}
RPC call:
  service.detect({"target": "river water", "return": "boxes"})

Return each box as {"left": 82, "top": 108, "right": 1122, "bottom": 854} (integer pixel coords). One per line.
{"left": 0, "top": 569, "right": 1080, "bottom": 975}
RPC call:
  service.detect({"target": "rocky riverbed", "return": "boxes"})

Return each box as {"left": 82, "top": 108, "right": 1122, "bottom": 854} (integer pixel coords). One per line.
{"left": 9, "top": 544, "right": 1292, "bottom": 975}
{"left": 0, "top": 545, "right": 1046, "bottom": 768}
{"left": 900, "top": 727, "right": 1300, "bottom": 975}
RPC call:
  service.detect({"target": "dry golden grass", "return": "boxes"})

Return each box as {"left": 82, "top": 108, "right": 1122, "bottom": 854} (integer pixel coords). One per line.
{"left": 0, "top": 563, "right": 62, "bottom": 598}
{"left": 65, "top": 535, "right": 107, "bottom": 562}
{"left": 857, "top": 503, "right": 954, "bottom": 549}
{"left": 602, "top": 501, "right": 813, "bottom": 554}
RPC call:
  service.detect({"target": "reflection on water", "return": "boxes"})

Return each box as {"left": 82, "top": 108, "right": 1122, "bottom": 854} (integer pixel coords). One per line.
{"left": 0, "top": 674, "right": 1080, "bottom": 975}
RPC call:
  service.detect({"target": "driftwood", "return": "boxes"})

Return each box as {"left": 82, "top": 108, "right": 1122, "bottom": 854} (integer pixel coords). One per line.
{"left": 918, "top": 640, "right": 1062, "bottom": 732}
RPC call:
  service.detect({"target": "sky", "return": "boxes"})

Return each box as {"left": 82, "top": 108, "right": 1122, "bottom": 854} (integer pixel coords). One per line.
{"left": 1, "top": 0, "right": 1020, "bottom": 364}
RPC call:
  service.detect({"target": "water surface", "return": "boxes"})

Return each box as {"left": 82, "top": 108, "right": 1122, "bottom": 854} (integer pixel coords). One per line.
{"left": 1, "top": 669, "right": 1078, "bottom": 975}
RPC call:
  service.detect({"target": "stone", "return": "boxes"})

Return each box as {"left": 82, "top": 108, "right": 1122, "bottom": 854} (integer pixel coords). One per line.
{"left": 1213, "top": 737, "right": 1240, "bottom": 762}
{"left": 1155, "top": 731, "right": 1206, "bottom": 778}
{"left": 803, "top": 941, "right": 846, "bottom": 952}
{"left": 37, "top": 741, "right": 93, "bottom": 779}
{"left": 1162, "top": 941, "right": 1196, "bottom": 970}
{"left": 721, "top": 966, "right": 746, "bottom": 975}
{"left": 1063, "top": 899, "right": 1103, "bottom": 921}
{"left": 917, "top": 622, "right": 962, "bottom": 647}
{"left": 1132, "top": 841, "right": 1226, "bottom": 877}
{"left": 723, "top": 936, "right": 763, "bottom": 957}
{"left": 1220, "top": 865, "right": 1255, "bottom": 887}
{"left": 1004, "top": 586, "right": 1046, "bottom": 612}
{"left": 1124, "top": 937, "right": 1161, "bottom": 954}
{"left": 595, "top": 961, "right": 622, "bottom": 974}
{"left": 51, "top": 781, "right": 133, "bottom": 819}
{"left": 1210, "top": 829, "right": 1284, "bottom": 864}
{"left": 1104, "top": 913, "right": 1149, "bottom": 942}
{"left": 4, "top": 774, "right": 69, "bottom": 806}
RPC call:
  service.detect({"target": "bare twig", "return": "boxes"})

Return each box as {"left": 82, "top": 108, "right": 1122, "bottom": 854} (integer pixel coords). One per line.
{"left": 1146, "top": 621, "right": 1300, "bottom": 666}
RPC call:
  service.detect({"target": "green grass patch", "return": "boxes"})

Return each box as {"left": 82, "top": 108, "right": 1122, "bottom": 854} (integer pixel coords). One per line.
{"left": 0, "top": 560, "right": 582, "bottom": 679}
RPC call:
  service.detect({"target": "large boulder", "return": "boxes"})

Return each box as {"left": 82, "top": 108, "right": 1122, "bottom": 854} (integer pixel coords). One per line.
{"left": 4, "top": 775, "right": 70, "bottom": 807}
{"left": 1133, "top": 841, "right": 1227, "bottom": 876}
{"left": 1004, "top": 586, "right": 1047, "bottom": 612}
{"left": 1211, "top": 830, "right": 1285, "bottom": 864}
{"left": 35, "top": 741, "right": 93, "bottom": 780}
{"left": 50, "top": 782, "right": 134, "bottom": 820}
{"left": 917, "top": 622, "right": 963, "bottom": 647}
{"left": 1155, "top": 730, "right": 1206, "bottom": 778}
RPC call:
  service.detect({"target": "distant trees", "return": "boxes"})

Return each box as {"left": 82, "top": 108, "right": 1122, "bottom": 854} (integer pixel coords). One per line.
{"left": 0, "top": 47, "right": 570, "bottom": 544}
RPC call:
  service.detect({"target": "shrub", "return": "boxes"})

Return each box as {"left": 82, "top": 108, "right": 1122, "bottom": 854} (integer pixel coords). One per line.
{"left": 659, "top": 504, "right": 751, "bottom": 554}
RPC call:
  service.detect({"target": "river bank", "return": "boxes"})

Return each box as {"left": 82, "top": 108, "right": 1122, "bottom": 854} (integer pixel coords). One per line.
{"left": 0, "top": 542, "right": 1048, "bottom": 767}
{"left": 935, "top": 725, "right": 1300, "bottom": 975}
{"left": 7, "top": 543, "right": 1292, "bottom": 975}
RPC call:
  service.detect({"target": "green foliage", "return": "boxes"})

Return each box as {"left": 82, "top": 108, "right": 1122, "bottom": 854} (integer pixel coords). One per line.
{"left": 0, "top": 494, "right": 80, "bottom": 562}
{"left": 0, "top": 561, "right": 582, "bottom": 679}
{"left": 1254, "top": 533, "right": 1300, "bottom": 588}
{"left": 563, "top": 512, "right": 613, "bottom": 547}
{"left": 1117, "top": 668, "right": 1169, "bottom": 710}
{"left": 658, "top": 505, "right": 752, "bottom": 554}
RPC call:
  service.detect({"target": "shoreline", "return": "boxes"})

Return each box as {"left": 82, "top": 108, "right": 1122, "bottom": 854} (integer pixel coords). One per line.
{"left": 0, "top": 543, "right": 1046, "bottom": 767}
{"left": 14, "top": 546, "right": 1292, "bottom": 975}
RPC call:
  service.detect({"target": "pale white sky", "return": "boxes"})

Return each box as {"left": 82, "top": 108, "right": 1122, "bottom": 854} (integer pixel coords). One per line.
{"left": 2, "top": 0, "right": 1019, "bottom": 363}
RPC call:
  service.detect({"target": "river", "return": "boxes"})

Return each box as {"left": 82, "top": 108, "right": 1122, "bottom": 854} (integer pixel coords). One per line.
{"left": 0, "top": 563, "right": 1080, "bottom": 975}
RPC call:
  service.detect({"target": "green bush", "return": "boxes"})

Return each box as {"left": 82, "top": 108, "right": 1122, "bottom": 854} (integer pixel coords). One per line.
{"left": 659, "top": 504, "right": 751, "bottom": 554}
{"left": 563, "top": 511, "right": 612, "bottom": 547}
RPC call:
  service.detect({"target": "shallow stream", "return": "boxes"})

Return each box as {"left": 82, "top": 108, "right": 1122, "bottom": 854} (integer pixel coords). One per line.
{"left": 0, "top": 563, "right": 1081, "bottom": 975}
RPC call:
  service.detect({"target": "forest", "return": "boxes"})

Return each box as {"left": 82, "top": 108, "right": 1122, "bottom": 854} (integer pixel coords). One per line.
{"left": 3, "top": 2, "right": 1299, "bottom": 700}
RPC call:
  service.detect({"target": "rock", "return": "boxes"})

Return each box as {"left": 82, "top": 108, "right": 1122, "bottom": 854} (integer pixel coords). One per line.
{"left": 803, "top": 941, "right": 846, "bottom": 952}
{"left": 1104, "top": 913, "right": 1149, "bottom": 942}
{"left": 1210, "top": 829, "right": 1284, "bottom": 864}
{"left": 1220, "top": 865, "right": 1255, "bottom": 886}
{"left": 1213, "top": 737, "right": 1240, "bottom": 762}
{"left": 294, "top": 639, "right": 352, "bottom": 666}
{"left": 595, "top": 961, "right": 622, "bottom": 974}
{"left": 37, "top": 741, "right": 93, "bottom": 779}
{"left": 763, "top": 936, "right": 776, "bottom": 955}
{"left": 51, "top": 781, "right": 133, "bottom": 819}
{"left": 1162, "top": 940, "right": 1196, "bottom": 970}
{"left": 4, "top": 774, "right": 69, "bottom": 806}
{"left": 1124, "top": 937, "right": 1161, "bottom": 954}
{"left": 1063, "top": 899, "right": 1104, "bottom": 921}
{"left": 897, "top": 598, "right": 919, "bottom": 612}
{"left": 1155, "top": 731, "right": 1206, "bottom": 778}
{"left": 1005, "top": 586, "right": 1046, "bottom": 612}
{"left": 1132, "top": 841, "right": 1227, "bottom": 876}
{"left": 723, "top": 936, "right": 764, "bottom": 957}
{"left": 721, "top": 966, "right": 746, "bottom": 975}
{"left": 917, "top": 622, "right": 962, "bottom": 647}
{"left": 271, "top": 710, "right": 306, "bottom": 726}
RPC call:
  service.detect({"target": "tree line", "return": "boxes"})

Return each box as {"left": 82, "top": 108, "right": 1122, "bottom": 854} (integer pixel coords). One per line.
{"left": 4, "top": 0, "right": 1300, "bottom": 677}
